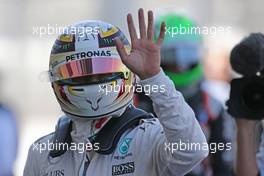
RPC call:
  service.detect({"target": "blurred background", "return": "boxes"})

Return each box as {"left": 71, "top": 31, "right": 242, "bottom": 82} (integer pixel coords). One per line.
{"left": 0, "top": 0, "right": 263, "bottom": 175}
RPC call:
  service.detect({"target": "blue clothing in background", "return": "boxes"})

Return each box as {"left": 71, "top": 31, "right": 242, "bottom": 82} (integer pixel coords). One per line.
{"left": 0, "top": 105, "right": 17, "bottom": 176}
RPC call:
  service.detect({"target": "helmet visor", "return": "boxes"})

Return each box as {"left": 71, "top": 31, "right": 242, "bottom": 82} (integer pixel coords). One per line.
{"left": 49, "top": 57, "right": 129, "bottom": 82}
{"left": 56, "top": 72, "right": 124, "bottom": 86}
{"left": 161, "top": 42, "right": 202, "bottom": 71}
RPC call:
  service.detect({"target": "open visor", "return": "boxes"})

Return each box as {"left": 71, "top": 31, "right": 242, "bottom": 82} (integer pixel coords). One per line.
{"left": 48, "top": 57, "right": 129, "bottom": 82}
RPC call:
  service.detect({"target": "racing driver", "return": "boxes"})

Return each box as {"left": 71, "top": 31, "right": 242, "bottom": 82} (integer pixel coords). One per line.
{"left": 23, "top": 8, "right": 208, "bottom": 176}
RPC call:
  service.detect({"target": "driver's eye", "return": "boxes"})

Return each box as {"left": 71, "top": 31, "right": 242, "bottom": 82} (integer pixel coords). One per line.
{"left": 109, "top": 80, "right": 117, "bottom": 87}
{"left": 71, "top": 88, "right": 84, "bottom": 91}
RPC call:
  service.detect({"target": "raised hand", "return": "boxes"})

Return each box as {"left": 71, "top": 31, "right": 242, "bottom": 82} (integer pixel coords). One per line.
{"left": 115, "top": 8, "right": 165, "bottom": 80}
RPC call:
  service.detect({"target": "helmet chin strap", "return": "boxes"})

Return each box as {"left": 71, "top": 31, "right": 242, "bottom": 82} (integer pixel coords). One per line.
{"left": 65, "top": 104, "right": 130, "bottom": 139}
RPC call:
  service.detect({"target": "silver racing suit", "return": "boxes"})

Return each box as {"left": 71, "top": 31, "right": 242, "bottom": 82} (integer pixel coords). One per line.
{"left": 23, "top": 70, "right": 208, "bottom": 176}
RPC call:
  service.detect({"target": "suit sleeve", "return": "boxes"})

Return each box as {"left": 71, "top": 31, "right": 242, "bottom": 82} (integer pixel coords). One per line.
{"left": 139, "top": 69, "right": 208, "bottom": 176}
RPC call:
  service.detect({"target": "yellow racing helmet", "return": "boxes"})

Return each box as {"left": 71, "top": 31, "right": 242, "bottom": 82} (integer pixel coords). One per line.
{"left": 48, "top": 20, "right": 135, "bottom": 119}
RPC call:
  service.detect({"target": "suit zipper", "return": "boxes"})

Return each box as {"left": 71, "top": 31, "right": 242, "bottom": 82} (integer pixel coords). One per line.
{"left": 82, "top": 153, "right": 90, "bottom": 176}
